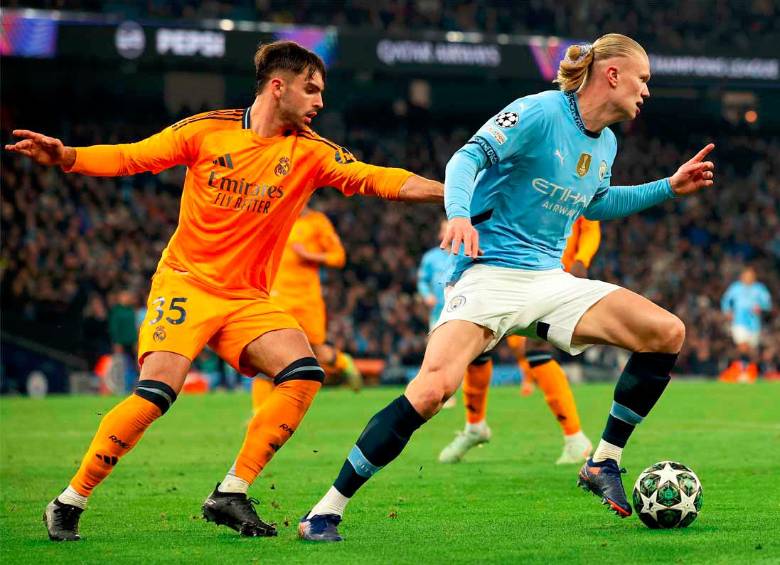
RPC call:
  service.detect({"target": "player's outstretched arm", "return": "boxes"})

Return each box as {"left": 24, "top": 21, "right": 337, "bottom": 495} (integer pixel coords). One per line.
{"left": 585, "top": 143, "right": 716, "bottom": 221}
{"left": 7, "top": 123, "right": 192, "bottom": 177}
{"left": 397, "top": 175, "right": 444, "bottom": 202}
{"left": 5, "top": 130, "right": 76, "bottom": 168}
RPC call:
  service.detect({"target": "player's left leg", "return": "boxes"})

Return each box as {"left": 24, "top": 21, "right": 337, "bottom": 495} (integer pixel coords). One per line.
{"left": 570, "top": 288, "right": 684, "bottom": 517}
{"left": 205, "top": 304, "right": 324, "bottom": 537}
{"left": 300, "top": 320, "right": 492, "bottom": 541}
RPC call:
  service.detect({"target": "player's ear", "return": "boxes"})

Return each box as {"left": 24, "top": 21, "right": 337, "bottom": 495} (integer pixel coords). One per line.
{"left": 269, "top": 76, "right": 285, "bottom": 100}
{"left": 606, "top": 65, "right": 619, "bottom": 88}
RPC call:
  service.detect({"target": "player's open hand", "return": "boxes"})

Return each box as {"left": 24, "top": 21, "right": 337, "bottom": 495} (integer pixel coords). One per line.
{"left": 441, "top": 217, "right": 480, "bottom": 258}
{"left": 5, "top": 130, "right": 74, "bottom": 167}
{"left": 670, "top": 143, "right": 715, "bottom": 196}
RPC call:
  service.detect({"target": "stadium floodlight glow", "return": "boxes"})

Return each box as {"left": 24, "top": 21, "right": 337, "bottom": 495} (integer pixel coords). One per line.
{"left": 219, "top": 19, "right": 234, "bottom": 31}
{"left": 445, "top": 31, "right": 464, "bottom": 42}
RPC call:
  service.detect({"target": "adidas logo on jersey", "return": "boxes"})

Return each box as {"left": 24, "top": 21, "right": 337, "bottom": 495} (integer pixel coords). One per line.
{"left": 212, "top": 153, "right": 234, "bottom": 169}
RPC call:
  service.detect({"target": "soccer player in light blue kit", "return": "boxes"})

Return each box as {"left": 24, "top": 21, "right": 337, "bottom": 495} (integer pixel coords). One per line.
{"left": 300, "top": 34, "right": 717, "bottom": 540}
{"left": 720, "top": 266, "right": 772, "bottom": 376}
{"left": 417, "top": 219, "right": 451, "bottom": 331}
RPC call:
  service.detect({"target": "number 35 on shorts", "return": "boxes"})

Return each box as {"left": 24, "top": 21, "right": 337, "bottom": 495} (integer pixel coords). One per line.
{"left": 148, "top": 296, "right": 189, "bottom": 325}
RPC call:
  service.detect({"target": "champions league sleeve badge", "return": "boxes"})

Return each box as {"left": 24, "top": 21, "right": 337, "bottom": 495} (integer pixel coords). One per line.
{"left": 493, "top": 112, "right": 519, "bottom": 128}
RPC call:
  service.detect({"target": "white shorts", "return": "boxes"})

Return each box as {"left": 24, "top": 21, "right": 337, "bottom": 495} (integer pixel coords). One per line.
{"left": 731, "top": 325, "right": 760, "bottom": 348}
{"left": 432, "top": 265, "right": 620, "bottom": 355}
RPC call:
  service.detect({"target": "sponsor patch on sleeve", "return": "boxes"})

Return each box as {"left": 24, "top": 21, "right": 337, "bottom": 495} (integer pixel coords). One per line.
{"left": 485, "top": 125, "right": 507, "bottom": 145}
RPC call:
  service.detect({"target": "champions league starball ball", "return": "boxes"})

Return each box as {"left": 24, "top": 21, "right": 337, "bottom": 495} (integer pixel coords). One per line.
{"left": 632, "top": 461, "right": 703, "bottom": 528}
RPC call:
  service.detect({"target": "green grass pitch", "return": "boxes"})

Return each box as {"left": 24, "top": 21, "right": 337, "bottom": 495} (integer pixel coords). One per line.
{"left": 2, "top": 382, "right": 778, "bottom": 564}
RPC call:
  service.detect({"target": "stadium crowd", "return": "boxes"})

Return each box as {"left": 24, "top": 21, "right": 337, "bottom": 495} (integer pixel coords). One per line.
{"left": 7, "top": 0, "right": 779, "bottom": 55}
{"left": 2, "top": 106, "right": 778, "bottom": 378}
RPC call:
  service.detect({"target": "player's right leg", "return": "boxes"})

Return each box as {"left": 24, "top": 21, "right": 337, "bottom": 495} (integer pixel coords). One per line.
{"left": 438, "top": 353, "right": 493, "bottom": 463}
{"left": 44, "top": 267, "right": 224, "bottom": 541}
{"left": 44, "top": 352, "right": 190, "bottom": 541}
{"left": 299, "top": 320, "right": 492, "bottom": 541}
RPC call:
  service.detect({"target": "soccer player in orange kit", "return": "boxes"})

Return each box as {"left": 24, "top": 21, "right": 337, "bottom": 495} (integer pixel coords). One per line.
{"left": 438, "top": 217, "right": 600, "bottom": 465}
{"left": 252, "top": 204, "right": 361, "bottom": 413}
{"left": 6, "top": 41, "right": 442, "bottom": 542}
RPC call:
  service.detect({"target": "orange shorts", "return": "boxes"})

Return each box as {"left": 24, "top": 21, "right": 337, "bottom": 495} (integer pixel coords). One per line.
{"left": 138, "top": 268, "right": 302, "bottom": 375}
{"left": 274, "top": 296, "right": 327, "bottom": 346}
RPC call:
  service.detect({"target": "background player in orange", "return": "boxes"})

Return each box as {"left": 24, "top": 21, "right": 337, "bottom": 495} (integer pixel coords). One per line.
{"left": 6, "top": 41, "right": 442, "bottom": 542}
{"left": 252, "top": 204, "right": 361, "bottom": 412}
{"left": 439, "top": 217, "right": 600, "bottom": 464}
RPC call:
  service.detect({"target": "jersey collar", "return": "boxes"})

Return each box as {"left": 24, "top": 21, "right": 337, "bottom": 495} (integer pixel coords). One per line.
{"left": 563, "top": 91, "right": 601, "bottom": 139}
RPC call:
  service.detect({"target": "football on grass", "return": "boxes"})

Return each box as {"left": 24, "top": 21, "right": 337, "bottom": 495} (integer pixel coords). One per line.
{"left": 632, "top": 461, "right": 703, "bottom": 528}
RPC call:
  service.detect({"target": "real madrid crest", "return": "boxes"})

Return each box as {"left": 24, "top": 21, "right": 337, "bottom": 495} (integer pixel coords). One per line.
{"left": 153, "top": 325, "right": 167, "bottom": 343}
{"left": 274, "top": 156, "right": 290, "bottom": 176}
{"left": 576, "top": 153, "right": 592, "bottom": 177}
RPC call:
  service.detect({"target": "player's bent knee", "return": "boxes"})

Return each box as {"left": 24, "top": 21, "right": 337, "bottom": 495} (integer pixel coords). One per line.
{"left": 406, "top": 371, "right": 458, "bottom": 417}
{"left": 649, "top": 315, "right": 686, "bottom": 353}
{"left": 134, "top": 380, "right": 178, "bottom": 415}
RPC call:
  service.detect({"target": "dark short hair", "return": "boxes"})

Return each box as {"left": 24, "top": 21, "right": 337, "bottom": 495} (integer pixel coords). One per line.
{"left": 254, "top": 41, "right": 326, "bottom": 94}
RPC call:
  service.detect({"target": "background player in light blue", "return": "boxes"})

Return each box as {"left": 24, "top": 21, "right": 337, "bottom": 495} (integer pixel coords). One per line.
{"left": 417, "top": 220, "right": 451, "bottom": 331}
{"left": 301, "top": 33, "right": 717, "bottom": 541}
{"left": 720, "top": 266, "right": 772, "bottom": 378}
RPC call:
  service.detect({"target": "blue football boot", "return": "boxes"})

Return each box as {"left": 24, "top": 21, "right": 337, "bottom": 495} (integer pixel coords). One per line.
{"left": 577, "top": 458, "right": 632, "bottom": 517}
{"left": 298, "top": 512, "right": 343, "bottom": 542}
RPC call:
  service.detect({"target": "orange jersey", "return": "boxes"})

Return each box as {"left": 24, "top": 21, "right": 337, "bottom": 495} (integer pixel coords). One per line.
{"left": 65, "top": 108, "right": 412, "bottom": 296}
{"left": 272, "top": 210, "right": 345, "bottom": 308}
{"left": 561, "top": 217, "right": 601, "bottom": 271}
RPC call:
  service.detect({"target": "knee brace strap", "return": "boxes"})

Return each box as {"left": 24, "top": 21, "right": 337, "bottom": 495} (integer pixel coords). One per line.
{"left": 526, "top": 350, "right": 553, "bottom": 368}
{"left": 134, "top": 379, "right": 177, "bottom": 414}
{"left": 274, "top": 356, "right": 325, "bottom": 385}
{"left": 472, "top": 352, "right": 492, "bottom": 366}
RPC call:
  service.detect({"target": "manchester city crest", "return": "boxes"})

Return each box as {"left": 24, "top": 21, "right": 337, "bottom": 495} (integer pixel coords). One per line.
{"left": 447, "top": 295, "right": 467, "bottom": 312}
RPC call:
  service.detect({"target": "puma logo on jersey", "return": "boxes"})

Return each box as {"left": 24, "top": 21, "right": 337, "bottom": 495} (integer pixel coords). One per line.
{"left": 554, "top": 149, "right": 565, "bottom": 166}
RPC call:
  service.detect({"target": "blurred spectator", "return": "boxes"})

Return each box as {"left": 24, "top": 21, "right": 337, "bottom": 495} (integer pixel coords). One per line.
{"left": 108, "top": 290, "right": 138, "bottom": 391}
{"left": 6, "top": 0, "right": 779, "bottom": 54}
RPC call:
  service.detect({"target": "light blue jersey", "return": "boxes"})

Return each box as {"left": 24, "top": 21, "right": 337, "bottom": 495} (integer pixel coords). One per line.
{"left": 417, "top": 246, "right": 450, "bottom": 328}
{"left": 445, "top": 90, "right": 673, "bottom": 283}
{"left": 721, "top": 281, "right": 771, "bottom": 332}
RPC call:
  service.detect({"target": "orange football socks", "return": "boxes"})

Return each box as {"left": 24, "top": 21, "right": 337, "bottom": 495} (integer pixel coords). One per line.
{"left": 531, "top": 359, "right": 581, "bottom": 435}
{"left": 232, "top": 379, "right": 321, "bottom": 484}
{"left": 251, "top": 377, "right": 274, "bottom": 413}
{"left": 463, "top": 358, "right": 493, "bottom": 424}
{"left": 69, "top": 393, "right": 165, "bottom": 496}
